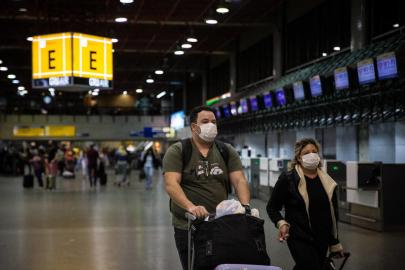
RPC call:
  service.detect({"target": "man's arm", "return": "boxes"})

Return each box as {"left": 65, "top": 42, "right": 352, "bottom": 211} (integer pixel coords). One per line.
{"left": 229, "top": 170, "right": 250, "bottom": 205}
{"left": 164, "top": 172, "right": 209, "bottom": 218}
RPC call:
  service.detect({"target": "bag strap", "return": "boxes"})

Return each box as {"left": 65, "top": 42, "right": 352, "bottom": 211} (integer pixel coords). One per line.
{"left": 181, "top": 138, "right": 193, "bottom": 172}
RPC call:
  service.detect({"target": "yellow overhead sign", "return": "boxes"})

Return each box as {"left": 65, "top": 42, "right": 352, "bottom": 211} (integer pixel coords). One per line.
{"left": 32, "top": 32, "right": 113, "bottom": 89}
{"left": 13, "top": 125, "right": 76, "bottom": 137}
{"left": 45, "top": 125, "right": 76, "bottom": 137}
{"left": 13, "top": 127, "right": 45, "bottom": 137}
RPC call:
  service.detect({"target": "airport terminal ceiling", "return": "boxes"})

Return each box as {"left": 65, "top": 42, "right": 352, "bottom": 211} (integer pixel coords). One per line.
{"left": 0, "top": 0, "right": 281, "bottom": 114}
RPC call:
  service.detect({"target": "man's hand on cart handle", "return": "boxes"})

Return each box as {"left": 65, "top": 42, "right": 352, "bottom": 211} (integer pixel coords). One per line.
{"left": 278, "top": 224, "right": 290, "bottom": 242}
{"left": 187, "top": 205, "right": 209, "bottom": 219}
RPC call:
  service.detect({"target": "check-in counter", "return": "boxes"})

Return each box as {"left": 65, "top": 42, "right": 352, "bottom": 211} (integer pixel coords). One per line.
{"left": 338, "top": 162, "right": 405, "bottom": 231}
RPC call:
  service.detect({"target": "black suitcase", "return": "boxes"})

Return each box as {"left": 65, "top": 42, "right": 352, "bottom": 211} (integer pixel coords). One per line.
{"left": 23, "top": 174, "right": 34, "bottom": 188}
{"left": 100, "top": 173, "right": 107, "bottom": 186}
{"left": 189, "top": 214, "right": 271, "bottom": 270}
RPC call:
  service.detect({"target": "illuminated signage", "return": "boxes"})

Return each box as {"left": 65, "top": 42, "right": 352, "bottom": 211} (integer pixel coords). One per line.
{"left": 13, "top": 125, "right": 76, "bottom": 137}
{"left": 32, "top": 32, "right": 113, "bottom": 90}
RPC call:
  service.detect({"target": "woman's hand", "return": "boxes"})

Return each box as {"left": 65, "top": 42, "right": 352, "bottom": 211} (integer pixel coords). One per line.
{"left": 278, "top": 224, "right": 290, "bottom": 242}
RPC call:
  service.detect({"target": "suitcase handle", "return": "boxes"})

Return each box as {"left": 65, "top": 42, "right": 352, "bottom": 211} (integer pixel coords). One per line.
{"left": 328, "top": 252, "right": 351, "bottom": 270}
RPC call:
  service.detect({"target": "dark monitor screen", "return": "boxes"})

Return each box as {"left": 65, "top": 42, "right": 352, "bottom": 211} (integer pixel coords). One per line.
{"left": 263, "top": 93, "right": 273, "bottom": 108}
{"left": 357, "top": 58, "right": 376, "bottom": 85}
{"left": 309, "top": 75, "right": 323, "bottom": 97}
{"left": 358, "top": 163, "right": 381, "bottom": 188}
{"left": 293, "top": 81, "right": 305, "bottom": 100}
{"left": 326, "top": 161, "right": 346, "bottom": 183}
{"left": 334, "top": 67, "right": 350, "bottom": 90}
{"left": 275, "top": 88, "right": 287, "bottom": 106}
{"left": 249, "top": 96, "right": 259, "bottom": 111}
{"left": 230, "top": 102, "right": 237, "bottom": 116}
{"left": 377, "top": 52, "right": 398, "bottom": 80}
{"left": 239, "top": 99, "right": 248, "bottom": 113}
{"left": 222, "top": 105, "right": 230, "bottom": 118}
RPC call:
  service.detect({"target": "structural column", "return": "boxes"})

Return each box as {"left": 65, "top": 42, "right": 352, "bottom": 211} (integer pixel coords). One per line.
{"left": 272, "top": 2, "right": 286, "bottom": 79}
{"left": 229, "top": 40, "right": 238, "bottom": 96}
{"left": 351, "top": 0, "right": 370, "bottom": 52}
{"left": 182, "top": 73, "right": 187, "bottom": 112}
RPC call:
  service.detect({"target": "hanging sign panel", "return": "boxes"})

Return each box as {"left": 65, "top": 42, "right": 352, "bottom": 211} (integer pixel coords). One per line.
{"left": 32, "top": 32, "right": 113, "bottom": 90}
{"left": 13, "top": 125, "right": 76, "bottom": 137}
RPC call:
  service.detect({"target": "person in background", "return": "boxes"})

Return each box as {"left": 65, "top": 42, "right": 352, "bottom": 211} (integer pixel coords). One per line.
{"left": 86, "top": 144, "right": 99, "bottom": 188}
{"left": 266, "top": 138, "right": 344, "bottom": 270}
{"left": 45, "top": 153, "right": 58, "bottom": 190}
{"left": 142, "top": 149, "right": 157, "bottom": 190}
{"left": 30, "top": 148, "right": 45, "bottom": 188}
{"left": 114, "top": 146, "right": 129, "bottom": 186}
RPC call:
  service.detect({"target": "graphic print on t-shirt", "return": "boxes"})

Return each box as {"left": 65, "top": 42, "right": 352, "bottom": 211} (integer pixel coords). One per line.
{"left": 196, "top": 160, "right": 224, "bottom": 178}
{"left": 210, "top": 163, "right": 224, "bottom": 175}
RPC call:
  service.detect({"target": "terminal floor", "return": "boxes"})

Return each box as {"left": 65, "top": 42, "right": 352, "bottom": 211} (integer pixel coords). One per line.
{"left": 0, "top": 170, "right": 404, "bottom": 270}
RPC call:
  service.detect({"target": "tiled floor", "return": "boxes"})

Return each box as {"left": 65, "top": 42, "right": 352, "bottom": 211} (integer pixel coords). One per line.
{"left": 0, "top": 170, "right": 404, "bottom": 270}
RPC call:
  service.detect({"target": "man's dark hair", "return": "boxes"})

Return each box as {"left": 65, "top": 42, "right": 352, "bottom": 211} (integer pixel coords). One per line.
{"left": 189, "top": 105, "right": 216, "bottom": 124}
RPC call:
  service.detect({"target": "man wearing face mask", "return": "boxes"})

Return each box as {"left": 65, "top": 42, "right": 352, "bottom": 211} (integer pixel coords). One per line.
{"left": 266, "top": 138, "right": 344, "bottom": 270}
{"left": 163, "top": 105, "right": 250, "bottom": 270}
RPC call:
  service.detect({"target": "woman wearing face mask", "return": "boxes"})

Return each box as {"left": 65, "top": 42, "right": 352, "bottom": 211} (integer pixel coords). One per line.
{"left": 266, "top": 138, "right": 344, "bottom": 270}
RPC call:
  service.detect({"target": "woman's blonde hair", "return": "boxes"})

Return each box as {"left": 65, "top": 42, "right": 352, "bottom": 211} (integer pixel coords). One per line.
{"left": 289, "top": 138, "right": 322, "bottom": 170}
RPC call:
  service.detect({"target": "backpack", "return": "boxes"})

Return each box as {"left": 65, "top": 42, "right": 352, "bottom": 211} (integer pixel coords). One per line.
{"left": 180, "top": 138, "right": 231, "bottom": 194}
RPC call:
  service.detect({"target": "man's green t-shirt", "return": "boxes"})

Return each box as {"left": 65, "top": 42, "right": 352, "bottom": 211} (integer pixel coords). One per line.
{"left": 163, "top": 140, "right": 243, "bottom": 229}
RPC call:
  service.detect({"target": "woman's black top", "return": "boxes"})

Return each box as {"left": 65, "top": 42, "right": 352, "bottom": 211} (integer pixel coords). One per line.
{"left": 305, "top": 175, "right": 333, "bottom": 247}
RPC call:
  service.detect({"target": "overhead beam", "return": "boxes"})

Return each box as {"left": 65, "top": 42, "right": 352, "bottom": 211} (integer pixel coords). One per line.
{"left": 0, "top": 45, "right": 229, "bottom": 55}
{"left": 5, "top": 65, "right": 204, "bottom": 73}
{"left": 0, "top": 15, "right": 272, "bottom": 28}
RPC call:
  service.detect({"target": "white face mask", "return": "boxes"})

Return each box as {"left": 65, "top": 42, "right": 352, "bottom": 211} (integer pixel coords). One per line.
{"left": 301, "top": 153, "right": 320, "bottom": 170}
{"left": 196, "top": 123, "right": 217, "bottom": 142}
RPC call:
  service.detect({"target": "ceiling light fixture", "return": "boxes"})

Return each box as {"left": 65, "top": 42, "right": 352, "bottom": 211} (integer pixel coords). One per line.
{"left": 0, "top": 60, "right": 2, "bottom": 64}
{"left": 136, "top": 88, "right": 143, "bottom": 93}
{"left": 26, "top": 37, "right": 33, "bottom": 42}
{"left": 181, "top": 43, "right": 192, "bottom": 49}
{"left": 216, "top": 2, "right": 230, "bottom": 14}
{"left": 7, "top": 74, "right": 16, "bottom": 79}
{"left": 0, "top": 66, "right": 8, "bottom": 71}
{"left": 322, "top": 52, "right": 328, "bottom": 57}
{"left": 155, "top": 70, "right": 164, "bottom": 75}
{"left": 156, "top": 91, "right": 167, "bottom": 99}
{"left": 187, "top": 37, "right": 198, "bottom": 43}
{"left": 174, "top": 50, "right": 184, "bottom": 55}
{"left": 205, "top": 18, "right": 218, "bottom": 25}
{"left": 115, "top": 17, "right": 128, "bottom": 23}
{"left": 120, "top": 0, "right": 134, "bottom": 3}
{"left": 19, "top": 8, "right": 28, "bottom": 12}
{"left": 123, "top": 90, "right": 128, "bottom": 95}
{"left": 12, "top": 79, "right": 19, "bottom": 84}
{"left": 146, "top": 76, "right": 154, "bottom": 84}
{"left": 333, "top": 46, "right": 341, "bottom": 51}
{"left": 112, "top": 38, "right": 119, "bottom": 43}
{"left": 393, "top": 23, "right": 400, "bottom": 28}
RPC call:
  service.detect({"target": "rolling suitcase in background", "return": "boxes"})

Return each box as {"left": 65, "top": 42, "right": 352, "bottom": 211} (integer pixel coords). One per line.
{"left": 23, "top": 174, "right": 34, "bottom": 188}
{"left": 99, "top": 173, "right": 107, "bottom": 186}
